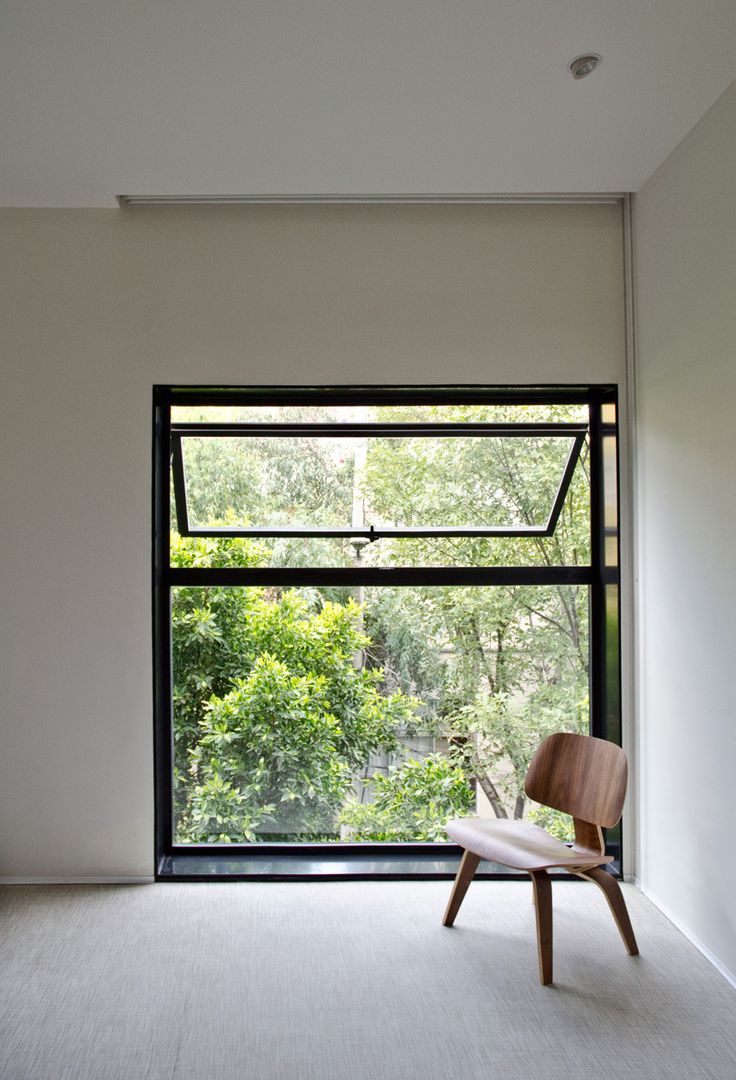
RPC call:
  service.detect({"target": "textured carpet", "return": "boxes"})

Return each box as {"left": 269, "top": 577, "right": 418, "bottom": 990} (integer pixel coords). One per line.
{"left": 1, "top": 881, "right": 735, "bottom": 1080}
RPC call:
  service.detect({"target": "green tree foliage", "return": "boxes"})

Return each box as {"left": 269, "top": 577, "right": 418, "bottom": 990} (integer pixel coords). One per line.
{"left": 526, "top": 803, "right": 575, "bottom": 843}
{"left": 171, "top": 534, "right": 270, "bottom": 812}
{"left": 188, "top": 655, "right": 351, "bottom": 841}
{"left": 172, "top": 539, "right": 416, "bottom": 841}
{"left": 339, "top": 755, "right": 475, "bottom": 841}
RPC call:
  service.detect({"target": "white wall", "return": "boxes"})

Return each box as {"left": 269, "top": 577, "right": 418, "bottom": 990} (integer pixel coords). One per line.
{"left": 634, "top": 82, "right": 736, "bottom": 981}
{"left": 0, "top": 203, "right": 625, "bottom": 878}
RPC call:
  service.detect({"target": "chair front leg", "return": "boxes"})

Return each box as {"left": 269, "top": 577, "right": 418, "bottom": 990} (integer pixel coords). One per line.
{"left": 581, "top": 867, "right": 639, "bottom": 955}
{"left": 443, "top": 849, "right": 481, "bottom": 927}
{"left": 529, "top": 870, "right": 553, "bottom": 985}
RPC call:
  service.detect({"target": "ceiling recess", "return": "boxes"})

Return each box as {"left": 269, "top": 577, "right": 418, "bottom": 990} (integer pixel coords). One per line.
{"left": 117, "top": 193, "right": 623, "bottom": 206}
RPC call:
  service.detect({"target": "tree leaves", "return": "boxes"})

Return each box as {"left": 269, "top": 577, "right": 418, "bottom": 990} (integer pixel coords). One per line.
{"left": 171, "top": 575, "right": 417, "bottom": 842}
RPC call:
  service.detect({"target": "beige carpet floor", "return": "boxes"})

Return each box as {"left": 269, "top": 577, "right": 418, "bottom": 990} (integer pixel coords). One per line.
{"left": 1, "top": 881, "right": 735, "bottom": 1080}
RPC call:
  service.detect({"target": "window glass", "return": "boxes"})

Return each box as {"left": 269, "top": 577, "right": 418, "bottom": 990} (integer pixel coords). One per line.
{"left": 172, "top": 584, "right": 589, "bottom": 844}
{"left": 158, "top": 390, "right": 617, "bottom": 860}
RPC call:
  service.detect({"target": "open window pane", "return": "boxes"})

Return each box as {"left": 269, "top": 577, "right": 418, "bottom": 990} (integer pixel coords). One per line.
{"left": 172, "top": 584, "right": 589, "bottom": 845}
{"left": 170, "top": 424, "right": 591, "bottom": 567}
{"left": 174, "top": 429, "right": 587, "bottom": 539}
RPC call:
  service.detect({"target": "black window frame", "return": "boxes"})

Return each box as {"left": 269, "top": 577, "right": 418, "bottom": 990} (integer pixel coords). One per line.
{"left": 171, "top": 423, "right": 587, "bottom": 540}
{"left": 153, "top": 384, "right": 622, "bottom": 880}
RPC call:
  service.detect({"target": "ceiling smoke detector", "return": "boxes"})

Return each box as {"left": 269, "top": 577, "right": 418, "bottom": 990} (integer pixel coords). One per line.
{"left": 569, "top": 54, "right": 602, "bottom": 80}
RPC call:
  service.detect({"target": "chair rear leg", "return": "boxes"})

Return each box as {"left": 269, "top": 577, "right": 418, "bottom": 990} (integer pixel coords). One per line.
{"left": 530, "top": 870, "right": 553, "bottom": 985}
{"left": 582, "top": 867, "right": 639, "bottom": 955}
{"left": 443, "top": 849, "right": 481, "bottom": 927}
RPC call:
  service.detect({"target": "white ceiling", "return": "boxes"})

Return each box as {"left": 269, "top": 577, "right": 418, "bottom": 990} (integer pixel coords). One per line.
{"left": 1, "top": 1, "right": 735, "bottom": 207}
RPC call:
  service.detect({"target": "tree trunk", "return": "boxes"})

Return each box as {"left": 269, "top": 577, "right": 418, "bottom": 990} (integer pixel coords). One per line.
{"left": 476, "top": 773, "right": 508, "bottom": 818}
{"left": 469, "top": 616, "right": 495, "bottom": 692}
{"left": 495, "top": 626, "right": 508, "bottom": 693}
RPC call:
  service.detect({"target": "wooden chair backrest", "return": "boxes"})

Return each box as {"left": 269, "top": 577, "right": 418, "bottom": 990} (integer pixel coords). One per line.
{"left": 524, "top": 733, "right": 628, "bottom": 828}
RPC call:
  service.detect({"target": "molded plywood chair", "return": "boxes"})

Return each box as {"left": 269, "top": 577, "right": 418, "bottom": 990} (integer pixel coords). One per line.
{"left": 443, "top": 732, "right": 638, "bottom": 985}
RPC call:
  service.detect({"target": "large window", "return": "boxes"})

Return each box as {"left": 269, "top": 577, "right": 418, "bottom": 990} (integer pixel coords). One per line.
{"left": 154, "top": 387, "right": 620, "bottom": 877}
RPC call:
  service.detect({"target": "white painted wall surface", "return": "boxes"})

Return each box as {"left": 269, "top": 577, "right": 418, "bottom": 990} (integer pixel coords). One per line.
{"left": 0, "top": 204, "right": 624, "bottom": 877}
{"left": 634, "top": 83, "right": 736, "bottom": 982}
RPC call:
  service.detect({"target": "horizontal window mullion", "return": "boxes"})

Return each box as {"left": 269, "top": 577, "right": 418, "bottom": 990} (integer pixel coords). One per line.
{"left": 182, "top": 525, "right": 550, "bottom": 539}
{"left": 165, "top": 566, "right": 594, "bottom": 587}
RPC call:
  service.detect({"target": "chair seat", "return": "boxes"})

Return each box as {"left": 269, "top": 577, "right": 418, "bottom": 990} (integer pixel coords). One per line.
{"left": 446, "top": 816, "right": 613, "bottom": 871}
